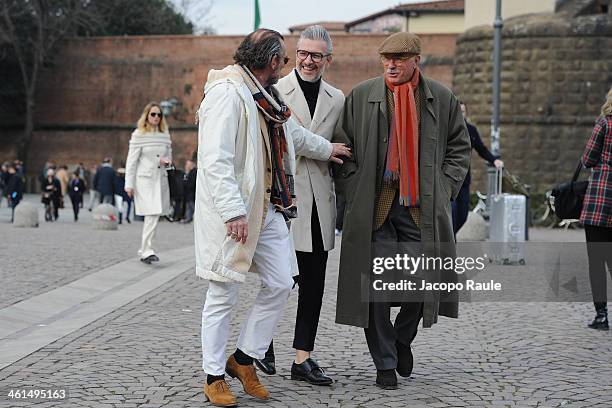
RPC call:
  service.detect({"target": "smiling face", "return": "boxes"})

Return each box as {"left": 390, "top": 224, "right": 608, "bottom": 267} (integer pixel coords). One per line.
{"left": 147, "top": 106, "right": 162, "bottom": 127}
{"left": 381, "top": 53, "right": 420, "bottom": 86}
{"left": 295, "top": 38, "right": 331, "bottom": 82}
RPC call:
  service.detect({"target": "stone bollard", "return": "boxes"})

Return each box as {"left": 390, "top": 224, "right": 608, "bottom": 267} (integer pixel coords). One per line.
{"left": 12, "top": 202, "right": 39, "bottom": 228}
{"left": 456, "top": 212, "right": 488, "bottom": 242}
{"left": 92, "top": 204, "right": 119, "bottom": 230}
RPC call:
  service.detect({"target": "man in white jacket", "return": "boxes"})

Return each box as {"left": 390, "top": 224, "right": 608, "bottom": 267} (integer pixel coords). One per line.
{"left": 195, "top": 29, "right": 351, "bottom": 406}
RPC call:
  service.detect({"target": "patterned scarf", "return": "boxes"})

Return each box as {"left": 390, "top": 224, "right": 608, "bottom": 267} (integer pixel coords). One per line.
{"left": 384, "top": 67, "right": 421, "bottom": 207}
{"left": 238, "top": 65, "right": 297, "bottom": 219}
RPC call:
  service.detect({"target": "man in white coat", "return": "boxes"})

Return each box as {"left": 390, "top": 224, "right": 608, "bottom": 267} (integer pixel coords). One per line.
{"left": 195, "top": 29, "right": 351, "bottom": 406}
{"left": 255, "top": 25, "right": 344, "bottom": 386}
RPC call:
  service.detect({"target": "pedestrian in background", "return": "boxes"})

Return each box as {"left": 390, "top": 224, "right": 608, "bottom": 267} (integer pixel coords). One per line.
{"left": 582, "top": 86, "right": 612, "bottom": 330}
{"left": 124, "top": 102, "right": 173, "bottom": 264}
{"left": 68, "top": 170, "right": 86, "bottom": 221}
{"left": 180, "top": 159, "right": 196, "bottom": 223}
{"left": 452, "top": 101, "right": 503, "bottom": 235}
{"left": 114, "top": 168, "right": 127, "bottom": 224}
{"left": 41, "top": 168, "right": 61, "bottom": 221}
{"left": 0, "top": 162, "right": 9, "bottom": 208}
{"left": 87, "top": 164, "right": 99, "bottom": 211}
{"left": 6, "top": 164, "right": 24, "bottom": 223}
{"left": 93, "top": 157, "right": 116, "bottom": 204}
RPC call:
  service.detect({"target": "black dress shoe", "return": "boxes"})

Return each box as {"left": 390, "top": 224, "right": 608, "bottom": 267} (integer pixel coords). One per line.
{"left": 291, "top": 358, "right": 333, "bottom": 386}
{"left": 254, "top": 356, "right": 276, "bottom": 375}
{"left": 376, "top": 369, "right": 397, "bottom": 389}
{"left": 396, "top": 341, "right": 413, "bottom": 377}
{"left": 255, "top": 341, "right": 276, "bottom": 375}
{"left": 588, "top": 313, "right": 609, "bottom": 330}
{"left": 140, "top": 255, "right": 156, "bottom": 264}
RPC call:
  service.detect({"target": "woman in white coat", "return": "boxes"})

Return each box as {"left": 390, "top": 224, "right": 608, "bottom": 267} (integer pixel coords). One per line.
{"left": 124, "top": 102, "right": 173, "bottom": 264}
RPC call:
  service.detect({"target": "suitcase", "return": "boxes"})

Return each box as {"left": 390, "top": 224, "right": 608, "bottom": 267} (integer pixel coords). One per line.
{"left": 489, "top": 168, "right": 526, "bottom": 265}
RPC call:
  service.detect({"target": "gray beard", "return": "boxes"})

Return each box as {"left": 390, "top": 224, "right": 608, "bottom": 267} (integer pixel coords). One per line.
{"left": 296, "top": 68, "right": 322, "bottom": 83}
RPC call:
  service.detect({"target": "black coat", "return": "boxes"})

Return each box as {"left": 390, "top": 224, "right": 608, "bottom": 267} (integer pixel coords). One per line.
{"left": 464, "top": 120, "right": 497, "bottom": 186}
{"left": 68, "top": 178, "right": 86, "bottom": 200}
{"left": 6, "top": 174, "right": 24, "bottom": 202}
{"left": 93, "top": 165, "right": 116, "bottom": 196}
{"left": 185, "top": 168, "right": 197, "bottom": 202}
{"left": 41, "top": 177, "right": 61, "bottom": 204}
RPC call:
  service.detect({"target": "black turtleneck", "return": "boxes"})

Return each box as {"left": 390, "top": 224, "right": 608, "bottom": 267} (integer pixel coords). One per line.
{"left": 295, "top": 69, "right": 321, "bottom": 118}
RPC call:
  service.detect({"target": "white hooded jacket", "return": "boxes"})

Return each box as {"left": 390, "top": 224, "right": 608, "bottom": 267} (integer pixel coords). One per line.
{"left": 194, "top": 65, "right": 333, "bottom": 283}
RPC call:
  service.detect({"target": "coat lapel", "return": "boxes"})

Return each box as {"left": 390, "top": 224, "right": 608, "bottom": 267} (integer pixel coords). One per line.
{"left": 310, "top": 81, "right": 333, "bottom": 132}
{"left": 280, "top": 70, "right": 311, "bottom": 129}
{"left": 368, "top": 77, "right": 389, "bottom": 188}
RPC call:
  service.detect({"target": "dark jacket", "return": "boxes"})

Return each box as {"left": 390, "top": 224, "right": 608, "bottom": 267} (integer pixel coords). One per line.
{"left": 185, "top": 167, "right": 197, "bottom": 202}
{"left": 68, "top": 178, "right": 86, "bottom": 200}
{"left": 331, "top": 74, "right": 471, "bottom": 329}
{"left": 93, "top": 164, "right": 116, "bottom": 196}
{"left": 41, "top": 177, "right": 61, "bottom": 204}
{"left": 463, "top": 120, "right": 497, "bottom": 186}
{"left": 6, "top": 173, "right": 24, "bottom": 202}
{"left": 581, "top": 115, "right": 612, "bottom": 227}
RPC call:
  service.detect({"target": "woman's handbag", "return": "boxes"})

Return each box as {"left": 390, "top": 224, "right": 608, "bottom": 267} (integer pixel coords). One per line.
{"left": 551, "top": 161, "right": 588, "bottom": 220}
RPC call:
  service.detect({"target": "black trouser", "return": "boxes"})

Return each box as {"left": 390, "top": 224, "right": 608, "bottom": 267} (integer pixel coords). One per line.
{"left": 452, "top": 179, "right": 470, "bottom": 235}
{"left": 70, "top": 195, "right": 82, "bottom": 219}
{"left": 336, "top": 194, "right": 346, "bottom": 231}
{"left": 585, "top": 224, "right": 612, "bottom": 309}
{"left": 293, "top": 199, "right": 329, "bottom": 352}
{"left": 365, "top": 198, "right": 423, "bottom": 370}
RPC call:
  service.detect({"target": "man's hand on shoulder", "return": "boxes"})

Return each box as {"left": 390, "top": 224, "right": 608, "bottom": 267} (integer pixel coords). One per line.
{"left": 329, "top": 143, "right": 352, "bottom": 165}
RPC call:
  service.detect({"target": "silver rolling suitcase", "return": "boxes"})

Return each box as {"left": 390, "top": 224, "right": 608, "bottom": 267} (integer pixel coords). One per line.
{"left": 489, "top": 168, "right": 526, "bottom": 265}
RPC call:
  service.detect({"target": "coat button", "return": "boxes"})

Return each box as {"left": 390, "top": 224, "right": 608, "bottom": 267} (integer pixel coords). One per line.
{"left": 156, "top": 154, "right": 159, "bottom": 157}
{"left": 266, "top": 188, "right": 271, "bottom": 193}
{"left": 382, "top": 138, "right": 387, "bottom": 142}
{"left": 267, "top": 168, "right": 271, "bottom": 172}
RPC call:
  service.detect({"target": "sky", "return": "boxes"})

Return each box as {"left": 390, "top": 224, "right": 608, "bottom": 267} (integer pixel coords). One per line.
{"left": 184, "top": 0, "right": 423, "bottom": 35}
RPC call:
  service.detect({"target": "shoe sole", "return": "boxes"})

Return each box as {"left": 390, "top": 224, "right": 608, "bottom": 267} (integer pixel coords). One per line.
{"left": 204, "top": 393, "right": 237, "bottom": 407}
{"left": 290, "top": 373, "right": 333, "bottom": 386}
{"left": 226, "top": 369, "right": 270, "bottom": 400}
{"left": 140, "top": 258, "right": 152, "bottom": 264}
{"left": 375, "top": 383, "right": 398, "bottom": 390}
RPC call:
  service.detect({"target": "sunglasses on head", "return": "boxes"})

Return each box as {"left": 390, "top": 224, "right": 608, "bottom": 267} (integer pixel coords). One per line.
{"left": 149, "top": 112, "right": 162, "bottom": 118}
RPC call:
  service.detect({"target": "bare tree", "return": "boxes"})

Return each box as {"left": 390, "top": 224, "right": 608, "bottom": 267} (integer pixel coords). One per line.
{"left": 173, "top": 0, "right": 216, "bottom": 35}
{"left": 0, "top": 0, "right": 95, "bottom": 161}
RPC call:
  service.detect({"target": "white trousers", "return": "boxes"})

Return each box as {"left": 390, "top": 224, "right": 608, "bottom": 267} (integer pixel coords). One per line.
{"left": 139, "top": 215, "right": 159, "bottom": 258}
{"left": 201, "top": 204, "right": 294, "bottom": 375}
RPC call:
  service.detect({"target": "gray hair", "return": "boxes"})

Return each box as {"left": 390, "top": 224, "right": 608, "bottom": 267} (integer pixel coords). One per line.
{"left": 234, "top": 29, "right": 285, "bottom": 70}
{"left": 298, "top": 25, "right": 333, "bottom": 54}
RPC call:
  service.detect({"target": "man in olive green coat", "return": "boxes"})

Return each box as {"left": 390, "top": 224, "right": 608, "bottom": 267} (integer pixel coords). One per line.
{"left": 332, "top": 32, "right": 470, "bottom": 389}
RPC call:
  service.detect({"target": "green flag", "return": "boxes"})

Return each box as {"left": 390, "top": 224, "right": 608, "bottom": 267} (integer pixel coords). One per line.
{"left": 254, "top": 0, "right": 261, "bottom": 30}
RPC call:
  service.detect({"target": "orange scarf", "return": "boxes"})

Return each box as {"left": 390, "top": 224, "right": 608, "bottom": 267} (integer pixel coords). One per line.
{"left": 385, "top": 68, "right": 420, "bottom": 207}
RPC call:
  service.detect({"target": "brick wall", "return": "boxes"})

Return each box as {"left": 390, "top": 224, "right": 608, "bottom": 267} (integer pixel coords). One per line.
{"left": 453, "top": 12, "right": 612, "bottom": 193}
{"left": 0, "top": 33, "right": 457, "bottom": 180}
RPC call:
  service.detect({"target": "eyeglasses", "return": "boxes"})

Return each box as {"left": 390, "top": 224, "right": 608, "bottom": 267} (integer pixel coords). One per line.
{"left": 149, "top": 112, "right": 162, "bottom": 118}
{"left": 380, "top": 54, "right": 417, "bottom": 64}
{"left": 296, "top": 50, "right": 331, "bottom": 63}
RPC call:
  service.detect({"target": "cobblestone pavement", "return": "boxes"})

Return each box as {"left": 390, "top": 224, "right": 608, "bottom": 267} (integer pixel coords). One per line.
{"left": 1, "top": 222, "right": 611, "bottom": 407}
{"left": 0, "top": 194, "right": 194, "bottom": 308}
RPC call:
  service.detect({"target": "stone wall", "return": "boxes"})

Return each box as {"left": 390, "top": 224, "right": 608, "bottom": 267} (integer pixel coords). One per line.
{"left": 453, "top": 11, "right": 612, "bottom": 193}
{"left": 0, "top": 33, "right": 458, "bottom": 185}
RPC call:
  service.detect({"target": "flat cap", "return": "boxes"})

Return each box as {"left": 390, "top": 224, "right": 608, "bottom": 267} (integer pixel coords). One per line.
{"left": 378, "top": 32, "right": 421, "bottom": 55}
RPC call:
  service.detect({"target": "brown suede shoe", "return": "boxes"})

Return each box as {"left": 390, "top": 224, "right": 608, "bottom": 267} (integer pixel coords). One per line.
{"left": 226, "top": 355, "right": 270, "bottom": 400}
{"left": 203, "top": 379, "right": 237, "bottom": 407}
